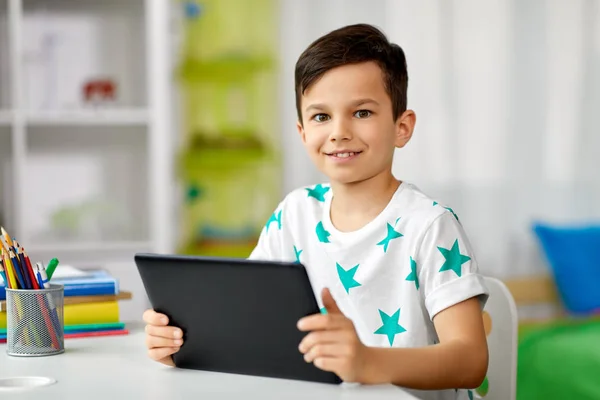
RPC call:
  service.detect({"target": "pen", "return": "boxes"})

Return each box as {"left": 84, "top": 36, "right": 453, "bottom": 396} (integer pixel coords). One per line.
{"left": 36, "top": 263, "right": 50, "bottom": 289}
{"left": 46, "top": 258, "right": 60, "bottom": 280}
{"left": 35, "top": 263, "right": 43, "bottom": 288}
{"left": 36, "top": 263, "right": 62, "bottom": 346}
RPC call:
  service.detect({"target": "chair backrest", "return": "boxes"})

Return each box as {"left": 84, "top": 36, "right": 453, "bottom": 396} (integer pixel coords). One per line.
{"left": 477, "top": 276, "right": 518, "bottom": 400}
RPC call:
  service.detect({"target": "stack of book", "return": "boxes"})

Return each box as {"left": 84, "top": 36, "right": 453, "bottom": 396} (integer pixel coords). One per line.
{"left": 0, "top": 265, "right": 132, "bottom": 342}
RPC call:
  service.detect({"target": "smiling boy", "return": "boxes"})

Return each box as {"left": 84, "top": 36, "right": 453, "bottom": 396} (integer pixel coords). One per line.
{"left": 144, "top": 24, "right": 489, "bottom": 400}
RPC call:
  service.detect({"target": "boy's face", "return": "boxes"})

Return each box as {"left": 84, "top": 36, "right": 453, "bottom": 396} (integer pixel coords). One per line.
{"left": 297, "top": 61, "right": 415, "bottom": 186}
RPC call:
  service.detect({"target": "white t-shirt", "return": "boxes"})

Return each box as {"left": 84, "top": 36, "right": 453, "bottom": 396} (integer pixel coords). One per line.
{"left": 249, "top": 182, "right": 489, "bottom": 400}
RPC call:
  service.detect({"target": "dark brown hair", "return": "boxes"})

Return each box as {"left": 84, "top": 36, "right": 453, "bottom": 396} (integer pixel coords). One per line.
{"left": 294, "top": 23, "right": 408, "bottom": 124}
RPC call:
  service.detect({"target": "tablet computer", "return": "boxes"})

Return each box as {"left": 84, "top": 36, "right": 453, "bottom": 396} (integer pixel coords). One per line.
{"left": 134, "top": 253, "right": 342, "bottom": 385}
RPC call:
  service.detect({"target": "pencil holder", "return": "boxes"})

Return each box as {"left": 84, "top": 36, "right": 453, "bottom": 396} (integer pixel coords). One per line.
{"left": 5, "top": 284, "right": 64, "bottom": 357}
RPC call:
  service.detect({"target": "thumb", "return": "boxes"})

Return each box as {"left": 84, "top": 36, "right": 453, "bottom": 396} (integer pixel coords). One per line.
{"left": 322, "top": 287, "right": 342, "bottom": 314}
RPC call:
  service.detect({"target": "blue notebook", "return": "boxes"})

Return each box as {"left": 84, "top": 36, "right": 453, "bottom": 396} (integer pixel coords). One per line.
{"left": 0, "top": 270, "right": 118, "bottom": 300}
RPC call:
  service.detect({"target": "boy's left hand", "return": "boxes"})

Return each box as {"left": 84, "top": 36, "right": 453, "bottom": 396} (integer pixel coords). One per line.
{"left": 297, "top": 288, "right": 373, "bottom": 383}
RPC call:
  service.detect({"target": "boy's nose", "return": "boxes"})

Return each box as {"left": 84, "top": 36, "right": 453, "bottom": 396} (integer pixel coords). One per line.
{"left": 329, "top": 120, "right": 353, "bottom": 142}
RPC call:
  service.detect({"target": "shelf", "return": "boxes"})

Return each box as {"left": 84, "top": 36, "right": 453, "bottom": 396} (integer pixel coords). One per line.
{"left": 0, "top": 0, "right": 175, "bottom": 270}
{"left": 22, "top": 0, "right": 148, "bottom": 111}
{"left": 26, "top": 109, "right": 149, "bottom": 126}
{"left": 0, "top": 110, "right": 11, "bottom": 125}
{"left": 24, "top": 241, "right": 154, "bottom": 267}
{"left": 28, "top": 241, "right": 153, "bottom": 254}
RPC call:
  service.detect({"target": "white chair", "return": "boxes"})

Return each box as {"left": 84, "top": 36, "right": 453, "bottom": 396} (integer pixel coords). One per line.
{"left": 476, "top": 276, "right": 519, "bottom": 400}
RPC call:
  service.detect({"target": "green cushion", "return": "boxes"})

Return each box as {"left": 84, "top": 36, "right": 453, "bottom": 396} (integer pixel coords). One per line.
{"left": 518, "top": 319, "right": 600, "bottom": 399}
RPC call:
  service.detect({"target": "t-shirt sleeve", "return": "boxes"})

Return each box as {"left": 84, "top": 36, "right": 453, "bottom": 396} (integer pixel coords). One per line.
{"left": 247, "top": 201, "right": 285, "bottom": 261}
{"left": 416, "top": 210, "right": 489, "bottom": 320}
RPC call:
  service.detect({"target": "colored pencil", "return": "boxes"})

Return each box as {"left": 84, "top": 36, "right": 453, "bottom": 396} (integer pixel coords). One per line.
{"left": 0, "top": 257, "right": 7, "bottom": 287}
{"left": 13, "top": 246, "right": 32, "bottom": 289}
{"left": 20, "top": 247, "right": 39, "bottom": 290}
{"left": 0, "top": 226, "right": 13, "bottom": 249}
{"left": 2, "top": 249, "right": 17, "bottom": 289}
{"left": 9, "top": 250, "right": 26, "bottom": 289}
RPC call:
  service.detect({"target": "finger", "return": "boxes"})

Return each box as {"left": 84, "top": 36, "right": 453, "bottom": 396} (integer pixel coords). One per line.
{"left": 145, "top": 324, "right": 183, "bottom": 340}
{"left": 148, "top": 347, "right": 179, "bottom": 364}
{"left": 304, "top": 343, "right": 350, "bottom": 363}
{"left": 297, "top": 313, "right": 349, "bottom": 332}
{"left": 299, "top": 330, "right": 346, "bottom": 353}
{"left": 313, "top": 357, "right": 342, "bottom": 374}
{"left": 143, "top": 309, "right": 169, "bottom": 325}
{"left": 146, "top": 334, "right": 184, "bottom": 349}
{"left": 321, "top": 287, "right": 342, "bottom": 314}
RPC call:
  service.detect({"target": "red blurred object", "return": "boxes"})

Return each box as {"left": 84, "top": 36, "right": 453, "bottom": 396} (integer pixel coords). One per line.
{"left": 83, "top": 79, "right": 117, "bottom": 104}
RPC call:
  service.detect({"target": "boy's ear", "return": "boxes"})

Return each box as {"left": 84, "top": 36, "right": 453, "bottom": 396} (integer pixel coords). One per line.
{"left": 394, "top": 110, "right": 416, "bottom": 148}
{"left": 296, "top": 120, "right": 306, "bottom": 143}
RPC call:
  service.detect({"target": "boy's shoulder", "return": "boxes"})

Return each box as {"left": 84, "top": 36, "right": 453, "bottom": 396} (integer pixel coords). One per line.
{"left": 395, "top": 182, "right": 458, "bottom": 217}
{"left": 388, "top": 182, "right": 460, "bottom": 231}
{"left": 278, "top": 182, "right": 332, "bottom": 210}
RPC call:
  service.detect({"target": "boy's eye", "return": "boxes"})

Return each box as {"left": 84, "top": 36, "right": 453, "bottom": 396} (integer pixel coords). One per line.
{"left": 313, "top": 113, "right": 330, "bottom": 122}
{"left": 354, "top": 110, "right": 372, "bottom": 119}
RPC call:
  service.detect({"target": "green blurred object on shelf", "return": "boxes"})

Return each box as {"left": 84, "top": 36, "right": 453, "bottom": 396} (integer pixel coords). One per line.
{"left": 176, "top": 0, "right": 280, "bottom": 258}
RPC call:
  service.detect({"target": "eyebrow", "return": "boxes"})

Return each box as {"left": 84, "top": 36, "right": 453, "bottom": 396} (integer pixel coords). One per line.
{"left": 304, "top": 98, "right": 380, "bottom": 113}
{"left": 351, "top": 98, "right": 380, "bottom": 107}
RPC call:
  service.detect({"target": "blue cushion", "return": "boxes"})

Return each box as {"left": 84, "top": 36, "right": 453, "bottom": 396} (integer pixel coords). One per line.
{"left": 533, "top": 222, "right": 600, "bottom": 315}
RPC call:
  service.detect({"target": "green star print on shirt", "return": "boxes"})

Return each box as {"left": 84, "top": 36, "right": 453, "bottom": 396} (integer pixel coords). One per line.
{"left": 265, "top": 210, "right": 282, "bottom": 232}
{"left": 305, "top": 184, "right": 330, "bottom": 202}
{"left": 316, "top": 221, "right": 331, "bottom": 243}
{"left": 293, "top": 246, "right": 302, "bottom": 263}
{"left": 376, "top": 223, "right": 403, "bottom": 252}
{"left": 405, "top": 257, "right": 419, "bottom": 290}
{"left": 444, "top": 206, "right": 459, "bottom": 221}
{"left": 374, "top": 308, "right": 406, "bottom": 346}
{"left": 433, "top": 201, "right": 459, "bottom": 221}
{"left": 336, "top": 263, "right": 361, "bottom": 294}
{"left": 438, "top": 239, "right": 471, "bottom": 277}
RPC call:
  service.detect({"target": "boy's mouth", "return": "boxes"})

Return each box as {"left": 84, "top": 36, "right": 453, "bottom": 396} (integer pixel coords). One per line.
{"left": 325, "top": 150, "right": 362, "bottom": 162}
{"left": 325, "top": 151, "right": 363, "bottom": 160}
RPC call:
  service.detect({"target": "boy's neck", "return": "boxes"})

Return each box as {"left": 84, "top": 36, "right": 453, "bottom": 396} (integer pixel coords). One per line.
{"left": 329, "top": 171, "right": 401, "bottom": 233}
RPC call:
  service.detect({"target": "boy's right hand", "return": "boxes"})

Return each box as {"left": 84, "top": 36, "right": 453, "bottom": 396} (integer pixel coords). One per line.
{"left": 143, "top": 309, "right": 184, "bottom": 367}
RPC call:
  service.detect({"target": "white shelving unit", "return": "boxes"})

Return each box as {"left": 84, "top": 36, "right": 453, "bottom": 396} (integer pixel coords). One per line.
{"left": 0, "top": 111, "right": 10, "bottom": 125}
{"left": 25, "top": 108, "right": 150, "bottom": 126}
{"left": 0, "top": 0, "right": 174, "bottom": 268}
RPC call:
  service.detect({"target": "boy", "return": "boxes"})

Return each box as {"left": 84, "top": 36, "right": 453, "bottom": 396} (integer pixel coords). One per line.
{"left": 144, "top": 24, "right": 489, "bottom": 400}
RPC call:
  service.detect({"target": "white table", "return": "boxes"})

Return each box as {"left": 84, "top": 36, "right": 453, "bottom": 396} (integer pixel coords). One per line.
{"left": 0, "top": 323, "right": 420, "bottom": 400}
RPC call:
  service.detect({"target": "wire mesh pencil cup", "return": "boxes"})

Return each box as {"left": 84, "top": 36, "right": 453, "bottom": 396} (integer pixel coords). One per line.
{"left": 5, "top": 284, "right": 65, "bottom": 356}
